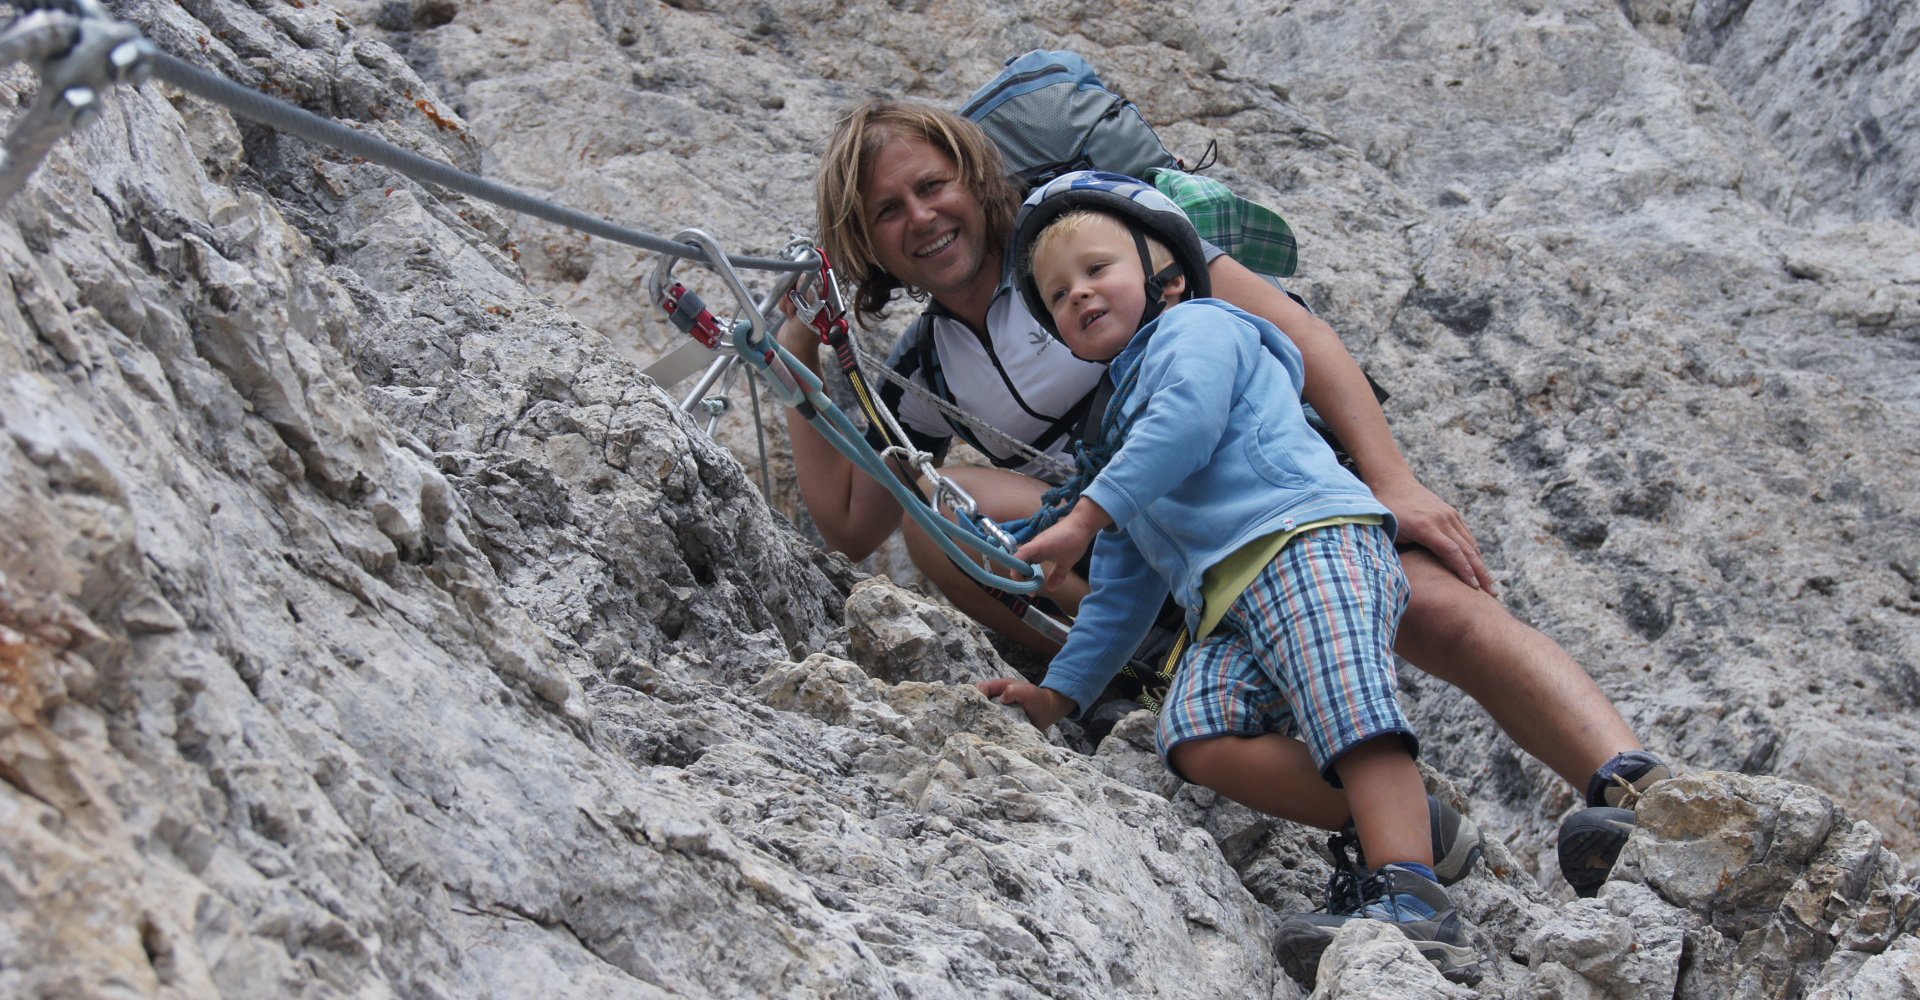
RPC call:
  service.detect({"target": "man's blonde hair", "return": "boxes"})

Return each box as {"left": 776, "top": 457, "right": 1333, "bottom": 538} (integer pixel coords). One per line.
{"left": 816, "top": 99, "right": 1022, "bottom": 325}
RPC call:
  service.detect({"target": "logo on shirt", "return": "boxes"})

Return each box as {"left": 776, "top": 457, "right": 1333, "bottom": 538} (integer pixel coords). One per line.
{"left": 1028, "top": 329, "right": 1051, "bottom": 354}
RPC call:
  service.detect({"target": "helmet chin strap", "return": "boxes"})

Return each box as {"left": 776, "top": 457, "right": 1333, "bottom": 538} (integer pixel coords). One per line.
{"left": 1131, "top": 227, "right": 1184, "bottom": 328}
{"left": 1064, "top": 226, "right": 1189, "bottom": 363}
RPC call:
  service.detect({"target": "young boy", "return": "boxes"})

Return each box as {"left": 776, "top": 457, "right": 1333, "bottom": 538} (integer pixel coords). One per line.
{"left": 975, "top": 172, "right": 1481, "bottom": 984}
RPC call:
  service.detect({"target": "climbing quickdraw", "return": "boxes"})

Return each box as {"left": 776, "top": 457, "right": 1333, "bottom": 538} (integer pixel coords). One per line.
{"left": 785, "top": 246, "right": 898, "bottom": 447}
{"left": 787, "top": 246, "right": 852, "bottom": 350}
{"left": 650, "top": 232, "right": 1046, "bottom": 596}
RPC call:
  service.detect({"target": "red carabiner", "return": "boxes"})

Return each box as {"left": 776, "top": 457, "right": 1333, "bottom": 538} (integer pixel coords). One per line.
{"left": 659, "top": 281, "right": 725, "bottom": 349}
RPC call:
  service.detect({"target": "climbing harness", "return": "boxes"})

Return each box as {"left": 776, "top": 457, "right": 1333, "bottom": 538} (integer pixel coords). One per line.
{"left": 0, "top": 0, "right": 1044, "bottom": 596}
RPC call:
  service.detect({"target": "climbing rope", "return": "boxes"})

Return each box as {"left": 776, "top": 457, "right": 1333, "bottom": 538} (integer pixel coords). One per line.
{"left": 0, "top": 0, "right": 1046, "bottom": 595}
{"left": 848, "top": 340, "right": 1076, "bottom": 483}
{"left": 997, "top": 365, "right": 1142, "bottom": 543}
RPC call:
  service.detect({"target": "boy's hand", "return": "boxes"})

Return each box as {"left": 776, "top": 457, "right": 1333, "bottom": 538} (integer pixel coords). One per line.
{"left": 1014, "top": 499, "right": 1111, "bottom": 589}
{"left": 976, "top": 677, "right": 1077, "bottom": 730}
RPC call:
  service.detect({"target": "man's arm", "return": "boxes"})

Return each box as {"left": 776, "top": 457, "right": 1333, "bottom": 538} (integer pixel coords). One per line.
{"left": 776, "top": 315, "right": 909, "bottom": 559}
{"left": 1208, "top": 257, "right": 1496, "bottom": 592}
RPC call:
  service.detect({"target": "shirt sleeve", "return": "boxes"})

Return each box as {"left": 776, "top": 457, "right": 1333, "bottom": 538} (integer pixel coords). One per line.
{"left": 1038, "top": 530, "right": 1164, "bottom": 717}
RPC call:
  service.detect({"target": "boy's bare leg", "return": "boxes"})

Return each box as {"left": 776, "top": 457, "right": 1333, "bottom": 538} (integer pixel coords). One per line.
{"left": 1332, "top": 737, "right": 1434, "bottom": 871}
{"left": 899, "top": 466, "right": 1088, "bottom": 655}
{"left": 1168, "top": 734, "right": 1353, "bottom": 830}
{"left": 1394, "top": 549, "right": 1642, "bottom": 790}
{"left": 904, "top": 472, "right": 1647, "bottom": 798}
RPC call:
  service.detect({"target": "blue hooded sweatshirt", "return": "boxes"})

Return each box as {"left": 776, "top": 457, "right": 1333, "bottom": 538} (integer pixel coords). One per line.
{"left": 1040, "top": 299, "right": 1396, "bottom": 714}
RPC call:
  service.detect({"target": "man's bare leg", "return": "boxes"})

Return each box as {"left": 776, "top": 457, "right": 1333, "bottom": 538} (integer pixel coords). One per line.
{"left": 1393, "top": 548, "right": 1642, "bottom": 789}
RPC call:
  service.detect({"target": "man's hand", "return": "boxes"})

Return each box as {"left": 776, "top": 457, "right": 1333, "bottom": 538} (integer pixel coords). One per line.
{"left": 976, "top": 677, "right": 1077, "bottom": 730}
{"left": 775, "top": 308, "right": 823, "bottom": 375}
{"left": 1369, "top": 476, "right": 1497, "bottom": 595}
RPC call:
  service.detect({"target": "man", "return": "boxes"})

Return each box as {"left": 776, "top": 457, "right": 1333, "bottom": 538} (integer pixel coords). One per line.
{"left": 777, "top": 99, "right": 1666, "bottom": 896}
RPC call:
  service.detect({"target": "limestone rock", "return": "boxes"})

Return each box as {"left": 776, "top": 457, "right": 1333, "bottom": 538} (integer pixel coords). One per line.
{"left": 845, "top": 576, "right": 1005, "bottom": 687}
{"left": 2, "top": 0, "right": 1917, "bottom": 996}
{"left": 1613, "top": 772, "right": 1920, "bottom": 998}
{"left": 1309, "top": 919, "right": 1478, "bottom": 999}
{"left": 1520, "top": 883, "right": 1692, "bottom": 1000}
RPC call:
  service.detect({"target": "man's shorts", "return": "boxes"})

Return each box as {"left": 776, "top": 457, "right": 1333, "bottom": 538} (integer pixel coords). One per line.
{"left": 1155, "top": 521, "right": 1414, "bottom": 786}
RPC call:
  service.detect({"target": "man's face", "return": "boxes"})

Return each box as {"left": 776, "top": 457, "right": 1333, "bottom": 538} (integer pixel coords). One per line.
{"left": 861, "top": 136, "right": 997, "bottom": 304}
{"left": 1032, "top": 214, "right": 1180, "bottom": 362}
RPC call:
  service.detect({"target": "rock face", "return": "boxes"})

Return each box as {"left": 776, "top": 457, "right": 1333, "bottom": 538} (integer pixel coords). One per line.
{"left": 1, "top": 0, "right": 1915, "bottom": 998}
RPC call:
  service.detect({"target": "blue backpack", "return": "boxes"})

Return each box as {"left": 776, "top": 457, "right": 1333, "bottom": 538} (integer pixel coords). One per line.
{"left": 959, "top": 50, "right": 1296, "bottom": 279}
{"left": 959, "top": 50, "right": 1183, "bottom": 188}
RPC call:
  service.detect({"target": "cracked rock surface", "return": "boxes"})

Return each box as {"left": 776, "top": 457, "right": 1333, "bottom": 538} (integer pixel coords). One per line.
{"left": 2, "top": 0, "right": 1916, "bottom": 997}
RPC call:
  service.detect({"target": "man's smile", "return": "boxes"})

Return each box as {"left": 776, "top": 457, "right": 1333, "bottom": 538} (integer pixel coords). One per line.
{"left": 915, "top": 231, "right": 958, "bottom": 257}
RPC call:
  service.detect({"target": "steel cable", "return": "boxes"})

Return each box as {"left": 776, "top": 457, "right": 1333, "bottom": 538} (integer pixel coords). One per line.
{"left": 146, "top": 50, "right": 813, "bottom": 275}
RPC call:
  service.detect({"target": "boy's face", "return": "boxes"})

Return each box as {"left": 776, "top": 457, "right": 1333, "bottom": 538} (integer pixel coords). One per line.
{"left": 1032, "top": 214, "right": 1183, "bottom": 362}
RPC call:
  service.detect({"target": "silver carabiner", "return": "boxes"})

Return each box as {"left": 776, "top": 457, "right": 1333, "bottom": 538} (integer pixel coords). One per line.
{"left": 667, "top": 229, "right": 767, "bottom": 346}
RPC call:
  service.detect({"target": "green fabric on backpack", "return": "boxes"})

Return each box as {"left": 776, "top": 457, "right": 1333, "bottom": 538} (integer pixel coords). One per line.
{"left": 1149, "top": 169, "right": 1298, "bottom": 279}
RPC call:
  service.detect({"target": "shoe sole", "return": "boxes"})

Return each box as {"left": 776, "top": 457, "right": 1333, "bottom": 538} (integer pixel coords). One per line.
{"left": 1275, "top": 927, "right": 1329, "bottom": 986}
{"left": 1276, "top": 922, "right": 1485, "bottom": 986}
{"left": 1415, "top": 937, "right": 1486, "bottom": 985}
{"left": 1558, "top": 806, "right": 1636, "bottom": 898}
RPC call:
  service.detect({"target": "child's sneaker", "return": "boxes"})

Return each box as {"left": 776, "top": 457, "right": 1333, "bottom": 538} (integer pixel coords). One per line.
{"left": 1278, "top": 863, "right": 1484, "bottom": 985}
{"left": 1323, "top": 795, "right": 1484, "bottom": 913}
{"left": 1556, "top": 751, "right": 1671, "bottom": 897}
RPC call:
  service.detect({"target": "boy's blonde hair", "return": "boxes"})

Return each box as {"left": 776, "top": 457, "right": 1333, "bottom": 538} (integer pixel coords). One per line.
{"left": 1025, "top": 209, "right": 1176, "bottom": 291}
{"left": 815, "top": 100, "right": 1022, "bottom": 325}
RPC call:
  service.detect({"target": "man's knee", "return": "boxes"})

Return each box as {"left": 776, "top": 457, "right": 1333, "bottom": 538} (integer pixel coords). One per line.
{"left": 900, "top": 517, "right": 978, "bottom": 598}
{"left": 1400, "top": 550, "right": 1510, "bottom": 639}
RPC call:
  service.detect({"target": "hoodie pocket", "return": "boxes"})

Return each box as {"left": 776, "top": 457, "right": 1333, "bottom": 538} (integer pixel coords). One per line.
{"left": 1244, "top": 417, "right": 1312, "bottom": 489}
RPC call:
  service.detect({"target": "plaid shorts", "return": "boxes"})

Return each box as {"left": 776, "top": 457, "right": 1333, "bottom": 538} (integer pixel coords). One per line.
{"left": 1155, "top": 522, "right": 1414, "bottom": 786}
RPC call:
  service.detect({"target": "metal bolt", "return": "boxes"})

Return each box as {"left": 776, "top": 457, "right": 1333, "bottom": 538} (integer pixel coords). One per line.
{"left": 108, "top": 39, "right": 151, "bottom": 84}
{"left": 61, "top": 85, "right": 97, "bottom": 129}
